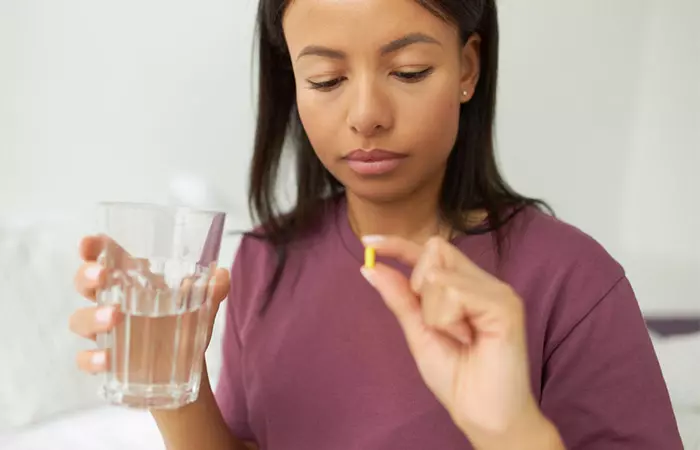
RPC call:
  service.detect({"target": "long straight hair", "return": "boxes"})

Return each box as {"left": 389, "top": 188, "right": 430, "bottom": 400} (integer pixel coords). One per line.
{"left": 248, "top": 0, "right": 549, "bottom": 311}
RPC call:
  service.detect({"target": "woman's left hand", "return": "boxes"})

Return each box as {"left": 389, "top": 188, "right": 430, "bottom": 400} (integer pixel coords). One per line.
{"left": 360, "top": 235, "right": 564, "bottom": 450}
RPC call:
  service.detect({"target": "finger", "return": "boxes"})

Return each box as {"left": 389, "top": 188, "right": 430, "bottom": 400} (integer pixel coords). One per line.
{"left": 79, "top": 234, "right": 114, "bottom": 262}
{"left": 74, "top": 262, "right": 105, "bottom": 301}
{"left": 362, "top": 235, "right": 424, "bottom": 267}
{"left": 410, "top": 239, "right": 442, "bottom": 293}
{"left": 426, "top": 268, "right": 522, "bottom": 337}
{"left": 176, "top": 270, "right": 226, "bottom": 309}
{"left": 361, "top": 263, "right": 425, "bottom": 345}
{"left": 69, "top": 306, "right": 118, "bottom": 340}
{"left": 423, "top": 236, "right": 484, "bottom": 276}
{"left": 420, "top": 270, "right": 474, "bottom": 345}
{"left": 79, "top": 234, "right": 131, "bottom": 266}
{"left": 80, "top": 234, "right": 165, "bottom": 294}
{"left": 76, "top": 349, "right": 109, "bottom": 374}
{"left": 366, "top": 235, "right": 491, "bottom": 282}
{"left": 425, "top": 269, "right": 491, "bottom": 315}
{"left": 212, "top": 268, "right": 230, "bottom": 303}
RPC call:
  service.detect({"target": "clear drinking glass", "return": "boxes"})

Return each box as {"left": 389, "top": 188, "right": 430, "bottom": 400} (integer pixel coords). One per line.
{"left": 94, "top": 201, "right": 226, "bottom": 409}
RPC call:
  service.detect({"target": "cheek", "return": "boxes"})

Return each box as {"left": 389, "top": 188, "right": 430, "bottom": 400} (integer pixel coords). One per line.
{"left": 402, "top": 87, "right": 461, "bottom": 160}
{"left": 296, "top": 91, "right": 339, "bottom": 163}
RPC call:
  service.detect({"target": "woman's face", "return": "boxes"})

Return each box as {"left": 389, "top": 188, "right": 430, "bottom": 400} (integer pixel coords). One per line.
{"left": 283, "top": 0, "right": 481, "bottom": 203}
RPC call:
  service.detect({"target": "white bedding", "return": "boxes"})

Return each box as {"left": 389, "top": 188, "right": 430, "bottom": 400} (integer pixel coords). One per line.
{"left": 677, "top": 409, "right": 700, "bottom": 450}
{"left": 1, "top": 406, "right": 698, "bottom": 449}
{"left": 0, "top": 406, "right": 163, "bottom": 450}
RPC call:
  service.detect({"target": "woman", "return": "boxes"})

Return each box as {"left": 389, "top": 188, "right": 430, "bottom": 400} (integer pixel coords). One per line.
{"left": 69, "top": 0, "right": 683, "bottom": 448}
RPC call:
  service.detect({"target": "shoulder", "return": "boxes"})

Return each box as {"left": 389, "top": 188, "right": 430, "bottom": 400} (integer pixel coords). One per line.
{"left": 493, "top": 207, "right": 631, "bottom": 341}
{"left": 223, "top": 229, "right": 275, "bottom": 326}
{"left": 501, "top": 206, "right": 625, "bottom": 287}
{"left": 226, "top": 200, "right": 340, "bottom": 312}
{"left": 231, "top": 205, "right": 339, "bottom": 277}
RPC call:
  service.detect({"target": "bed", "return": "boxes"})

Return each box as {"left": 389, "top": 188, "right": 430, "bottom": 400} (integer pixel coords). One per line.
{"left": 647, "top": 318, "right": 700, "bottom": 449}
{"left": 677, "top": 410, "right": 700, "bottom": 449}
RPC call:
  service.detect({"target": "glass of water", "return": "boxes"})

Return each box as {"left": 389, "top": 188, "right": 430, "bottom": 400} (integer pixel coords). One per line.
{"left": 94, "top": 201, "right": 226, "bottom": 409}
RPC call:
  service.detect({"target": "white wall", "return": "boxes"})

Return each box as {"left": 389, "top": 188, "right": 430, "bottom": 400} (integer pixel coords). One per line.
{"left": 0, "top": 0, "right": 258, "bottom": 217}
{"left": 497, "top": 0, "right": 700, "bottom": 314}
{"left": 1, "top": 0, "right": 698, "bottom": 314}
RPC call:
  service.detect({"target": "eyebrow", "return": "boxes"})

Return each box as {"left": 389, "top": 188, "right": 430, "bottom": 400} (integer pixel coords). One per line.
{"left": 296, "top": 32, "right": 441, "bottom": 61}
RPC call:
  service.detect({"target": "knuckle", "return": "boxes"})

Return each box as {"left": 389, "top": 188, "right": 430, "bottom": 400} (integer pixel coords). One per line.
{"left": 425, "top": 236, "right": 445, "bottom": 251}
{"left": 424, "top": 266, "right": 442, "bottom": 284}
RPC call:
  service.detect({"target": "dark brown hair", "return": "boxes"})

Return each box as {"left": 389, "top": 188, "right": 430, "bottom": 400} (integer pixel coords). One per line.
{"left": 247, "top": 0, "right": 550, "bottom": 311}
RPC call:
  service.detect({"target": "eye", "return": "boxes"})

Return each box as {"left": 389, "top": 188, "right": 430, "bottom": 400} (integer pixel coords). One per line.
{"left": 307, "top": 77, "right": 346, "bottom": 92}
{"left": 393, "top": 67, "right": 434, "bottom": 83}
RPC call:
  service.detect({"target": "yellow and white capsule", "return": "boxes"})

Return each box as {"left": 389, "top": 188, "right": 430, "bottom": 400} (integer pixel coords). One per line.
{"left": 364, "top": 246, "right": 376, "bottom": 269}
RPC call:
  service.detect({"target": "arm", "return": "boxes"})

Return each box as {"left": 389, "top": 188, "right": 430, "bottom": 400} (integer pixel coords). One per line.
{"left": 464, "top": 407, "right": 565, "bottom": 450}
{"left": 152, "top": 235, "right": 261, "bottom": 450}
{"left": 541, "top": 277, "right": 683, "bottom": 449}
{"left": 151, "top": 367, "right": 252, "bottom": 450}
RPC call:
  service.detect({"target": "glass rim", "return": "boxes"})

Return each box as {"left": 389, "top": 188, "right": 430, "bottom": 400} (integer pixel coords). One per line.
{"left": 96, "top": 201, "right": 226, "bottom": 217}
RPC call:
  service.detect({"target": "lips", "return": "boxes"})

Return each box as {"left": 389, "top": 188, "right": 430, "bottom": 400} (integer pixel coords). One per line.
{"left": 343, "top": 149, "right": 406, "bottom": 176}
{"left": 344, "top": 149, "right": 405, "bottom": 162}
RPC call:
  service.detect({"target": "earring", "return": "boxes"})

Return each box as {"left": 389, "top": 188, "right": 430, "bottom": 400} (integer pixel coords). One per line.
{"left": 462, "top": 90, "right": 468, "bottom": 97}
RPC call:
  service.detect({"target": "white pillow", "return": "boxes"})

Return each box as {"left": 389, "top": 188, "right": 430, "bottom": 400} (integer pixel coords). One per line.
{"left": 0, "top": 212, "right": 104, "bottom": 431}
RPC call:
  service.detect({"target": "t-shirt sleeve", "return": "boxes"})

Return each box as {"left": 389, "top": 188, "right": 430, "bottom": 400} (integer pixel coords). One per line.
{"left": 214, "top": 238, "right": 255, "bottom": 441}
{"left": 540, "top": 276, "right": 683, "bottom": 449}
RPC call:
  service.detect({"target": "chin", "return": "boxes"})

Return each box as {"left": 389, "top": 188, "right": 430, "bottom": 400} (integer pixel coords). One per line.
{"left": 342, "top": 178, "right": 420, "bottom": 205}
{"left": 328, "top": 163, "right": 442, "bottom": 205}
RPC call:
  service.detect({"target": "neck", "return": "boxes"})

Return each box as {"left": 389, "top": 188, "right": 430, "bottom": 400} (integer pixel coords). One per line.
{"left": 345, "top": 187, "right": 447, "bottom": 245}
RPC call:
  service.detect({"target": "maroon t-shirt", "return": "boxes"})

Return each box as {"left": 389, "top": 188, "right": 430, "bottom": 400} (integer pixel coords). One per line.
{"left": 215, "top": 199, "right": 682, "bottom": 449}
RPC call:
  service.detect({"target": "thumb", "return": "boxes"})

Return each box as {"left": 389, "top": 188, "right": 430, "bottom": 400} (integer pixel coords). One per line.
{"left": 212, "top": 268, "right": 230, "bottom": 305}
{"left": 362, "top": 263, "right": 424, "bottom": 340}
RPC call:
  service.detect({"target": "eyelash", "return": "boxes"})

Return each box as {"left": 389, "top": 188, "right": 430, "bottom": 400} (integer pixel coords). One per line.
{"left": 307, "top": 67, "right": 434, "bottom": 91}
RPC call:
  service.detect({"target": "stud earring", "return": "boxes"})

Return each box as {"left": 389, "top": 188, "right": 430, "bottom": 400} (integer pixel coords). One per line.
{"left": 462, "top": 90, "right": 468, "bottom": 97}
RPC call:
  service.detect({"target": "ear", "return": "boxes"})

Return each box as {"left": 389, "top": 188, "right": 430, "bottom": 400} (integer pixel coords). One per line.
{"left": 459, "top": 34, "right": 481, "bottom": 103}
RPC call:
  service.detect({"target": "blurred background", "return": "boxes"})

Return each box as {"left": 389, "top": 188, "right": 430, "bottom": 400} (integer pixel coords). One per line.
{"left": 0, "top": 0, "right": 698, "bottom": 448}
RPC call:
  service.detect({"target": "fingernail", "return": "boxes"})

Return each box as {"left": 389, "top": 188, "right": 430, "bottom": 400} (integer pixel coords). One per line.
{"left": 91, "top": 351, "right": 106, "bottom": 367}
{"left": 361, "top": 235, "right": 385, "bottom": 245}
{"left": 85, "top": 265, "right": 102, "bottom": 281}
{"left": 95, "top": 307, "right": 113, "bottom": 324}
{"left": 360, "top": 267, "right": 375, "bottom": 287}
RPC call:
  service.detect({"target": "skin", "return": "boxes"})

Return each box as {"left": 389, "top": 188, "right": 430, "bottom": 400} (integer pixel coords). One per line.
{"left": 285, "top": 0, "right": 479, "bottom": 241}
{"left": 361, "top": 235, "right": 565, "bottom": 449}
{"left": 69, "top": 0, "right": 564, "bottom": 448}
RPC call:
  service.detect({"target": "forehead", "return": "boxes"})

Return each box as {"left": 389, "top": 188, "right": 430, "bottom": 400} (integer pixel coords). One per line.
{"left": 283, "top": 0, "right": 459, "bottom": 53}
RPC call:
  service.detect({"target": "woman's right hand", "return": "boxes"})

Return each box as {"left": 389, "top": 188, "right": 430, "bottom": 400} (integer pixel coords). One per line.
{"left": 68, "top": 234, "right": 231, "bottom": 375}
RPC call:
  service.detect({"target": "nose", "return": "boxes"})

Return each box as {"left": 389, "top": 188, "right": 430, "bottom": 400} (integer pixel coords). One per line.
{"left": 346, "top": 77, "right": 394, "bottom": 137}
